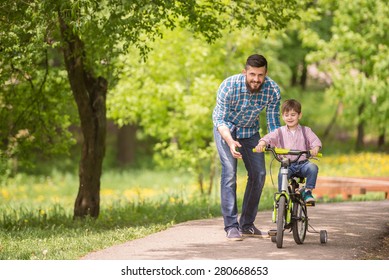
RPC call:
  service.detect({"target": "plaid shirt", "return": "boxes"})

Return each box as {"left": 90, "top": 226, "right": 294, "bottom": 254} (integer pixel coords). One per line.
{"left": 212, "top": 74, "right": 281, "bottom": 139}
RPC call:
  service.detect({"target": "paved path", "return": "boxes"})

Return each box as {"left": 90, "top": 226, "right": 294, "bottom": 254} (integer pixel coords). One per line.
{"left": 81, "top": 200, "right": 389, "bottom": 260}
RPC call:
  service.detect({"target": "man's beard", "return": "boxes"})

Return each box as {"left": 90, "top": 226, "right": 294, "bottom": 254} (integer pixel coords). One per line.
{"left": 246, "top": 81, "right": 262, "bottom": 93}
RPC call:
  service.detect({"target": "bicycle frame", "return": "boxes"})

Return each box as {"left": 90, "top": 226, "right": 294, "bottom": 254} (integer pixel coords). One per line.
{"left": 272, "top": 158, "right": 293, "bottom": 224}
{"left": 253, "top": 146, "right": 323, "bottom": 248}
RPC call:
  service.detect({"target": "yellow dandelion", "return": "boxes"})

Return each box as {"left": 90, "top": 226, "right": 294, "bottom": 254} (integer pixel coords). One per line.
{"left": 123, "top": 189, "right": 138, "bottom": 200}
{"left": 140, "top": 188, "right": 157, "bottom": 198}
{"left": 1, "top": 189, "right": 10, "bottom": 200}
{"left": 36, "top": 195, "right": 45, "bottom": 202}
{"left": 101, "top": 188, "right": 115, "bottom": 196}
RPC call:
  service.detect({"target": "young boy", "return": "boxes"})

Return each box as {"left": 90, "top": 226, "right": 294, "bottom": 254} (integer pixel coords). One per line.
{"left": 255, "top": 99, "right": 322, "bottom": 203}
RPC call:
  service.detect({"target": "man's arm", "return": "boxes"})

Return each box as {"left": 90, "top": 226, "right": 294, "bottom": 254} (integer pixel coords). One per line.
{"left": 213, "top": 81, "right": 233, "bottom": 129}
{"left": 266, "top": 88, "right": 281, "bottom": 132}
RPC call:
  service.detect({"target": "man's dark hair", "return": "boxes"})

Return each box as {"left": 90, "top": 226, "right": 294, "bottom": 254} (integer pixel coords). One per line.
{"left": 245, "top": 54, "right": 268, "bottom": 70}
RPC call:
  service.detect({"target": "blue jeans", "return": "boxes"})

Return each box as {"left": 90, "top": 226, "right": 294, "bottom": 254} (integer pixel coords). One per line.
{"left": 277, "top": 160, "right": 319, "bottom": 191}
{"left": 213, "top": 127, "right": 266, "bottom": 232}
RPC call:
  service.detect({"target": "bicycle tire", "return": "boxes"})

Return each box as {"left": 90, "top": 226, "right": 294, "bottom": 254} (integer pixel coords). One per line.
{"left": 276, "top": 195, "right": 286, "bottom": 248}
{"left": 292, "top": 201, "right": 307, "bottom": 244}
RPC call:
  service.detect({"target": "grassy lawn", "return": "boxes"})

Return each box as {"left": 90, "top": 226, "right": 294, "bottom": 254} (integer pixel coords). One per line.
{"left": 1, "top": 152, "right": 388, "bottom": 260}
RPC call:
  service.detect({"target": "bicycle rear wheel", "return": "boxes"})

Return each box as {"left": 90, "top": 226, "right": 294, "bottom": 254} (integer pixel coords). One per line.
{"left": 276, "top": 195, "right": 286, "bottom": 248}
{"left": 292, "top": 201, "right": 307, "bottom": 244}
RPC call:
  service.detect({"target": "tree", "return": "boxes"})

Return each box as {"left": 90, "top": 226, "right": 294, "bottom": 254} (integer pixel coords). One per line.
{"left": 274, "top": 0, "right": 334, "bottom": 90}
{"left": 1, "top": 0, "right": 300, "bottom": 218}
{"left": 304, "top": 0, "right": 389, "bottom": 149}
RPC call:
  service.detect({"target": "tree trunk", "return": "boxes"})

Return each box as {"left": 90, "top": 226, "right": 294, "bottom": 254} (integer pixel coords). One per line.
{"left": 290, "top": 67, "right": 298, "bottom": 87}
{"left": 117, "top": 124, "right": 137, "bottom": 166}
{"left": 356, "top": 103, "right": 365, "bottom": 150}
{"left": 198, "top": 172, "right": 204, "bottom": 195}
{"left": 299, "top": 61, "right": 307, "bottom": 89}
{"left": 59, "top": 14, "right": 107, "bottom": 218}
{"left": 323, "top": 102, "right": 342, "bottom": 140}
{"left": 378, "top": 131, "right": 385, "bottom": 149}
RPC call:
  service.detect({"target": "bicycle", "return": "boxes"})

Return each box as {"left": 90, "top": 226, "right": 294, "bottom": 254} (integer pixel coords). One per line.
{"left": 254, "top": 146, "right": 328, "bottom": 248}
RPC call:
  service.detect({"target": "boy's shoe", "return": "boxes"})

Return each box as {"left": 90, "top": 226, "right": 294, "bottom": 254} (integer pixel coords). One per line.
{"left": 240, "top": 226, "right": 269, "bottom": 238}
{"left": 302, "top": 190, "right": 315, "bottom": 203}
{"left": 226, "top": 227, "right": 243, "bottom": 241}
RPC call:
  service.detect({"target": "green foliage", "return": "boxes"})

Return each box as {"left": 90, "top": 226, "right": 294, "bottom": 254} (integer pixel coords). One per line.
{"left": 0, "top": 151, "right": 11, "bottom": 184}
{"left": 0, "top": 1, "right": 79, "bottom": 172}
{"left": 305, "top": 0, "right": 389, "bottom": 138}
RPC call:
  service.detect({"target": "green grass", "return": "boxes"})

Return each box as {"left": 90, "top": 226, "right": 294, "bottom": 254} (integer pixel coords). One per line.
{"left": 0, "top": 198, "right": 217, "bottom": 260}
{"left": 1, "top": 150, "right": 388, "bottom": 260}
{"left": 0, "top": 168, "right": 275, "bottom": 260}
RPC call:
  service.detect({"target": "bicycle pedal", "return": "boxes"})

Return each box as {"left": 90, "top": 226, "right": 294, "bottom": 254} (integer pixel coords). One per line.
{"left": 306, "top": 201, "right": 315, "bottom": 207}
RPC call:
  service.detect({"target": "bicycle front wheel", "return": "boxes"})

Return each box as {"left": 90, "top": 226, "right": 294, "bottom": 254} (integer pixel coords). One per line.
{"left": 292, "top": 201, "right": 308, "bottom": 244}
{"left": 276, "top": 195, "right": 286, "bottom": 248}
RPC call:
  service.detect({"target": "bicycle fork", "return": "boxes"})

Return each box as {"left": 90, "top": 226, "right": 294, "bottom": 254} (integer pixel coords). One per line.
{"left": 272, "top": 166, "right": 292, "bottom": 224}
{"left": 272, "top": 192, "right": 292, "bottom": 224}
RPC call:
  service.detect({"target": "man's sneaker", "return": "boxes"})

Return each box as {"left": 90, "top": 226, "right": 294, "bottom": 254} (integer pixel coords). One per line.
{"left": 240, "top": 226, "right": 269, "bottom": 238}
{"left": 302, "top": 190, "right": 315, "bottom": 203}
{"left": 226, "top": 227, "right": 243, "bottom": 241}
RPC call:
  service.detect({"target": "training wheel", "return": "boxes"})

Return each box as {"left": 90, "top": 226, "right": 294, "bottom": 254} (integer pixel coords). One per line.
{"left": 320, "top": 230, "right": 328, "bottom": 244}
{"left": 268, "top": 230, "right": 277, "bottom": 243}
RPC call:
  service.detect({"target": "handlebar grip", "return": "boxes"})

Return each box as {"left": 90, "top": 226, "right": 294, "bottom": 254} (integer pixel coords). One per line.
{"left": 274, "top": 148, "right": 290, "bottom": 154}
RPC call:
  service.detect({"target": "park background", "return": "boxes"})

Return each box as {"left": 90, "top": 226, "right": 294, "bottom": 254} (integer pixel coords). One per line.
{"left": 0, "top": 0, "right": 388, "bottom": 259}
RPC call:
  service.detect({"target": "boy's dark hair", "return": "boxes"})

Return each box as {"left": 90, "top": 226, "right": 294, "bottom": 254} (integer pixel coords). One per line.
{"left": 281, "top": 99, "right": 302, "bottom": 114}
{"left": 245, "top": 54, "right": 267, "bottom": 70}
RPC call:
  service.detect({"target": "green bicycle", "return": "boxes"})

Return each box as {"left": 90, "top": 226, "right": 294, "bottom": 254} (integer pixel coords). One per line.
{"left": 255, "top": 146, "right": 328, "bottom": 248}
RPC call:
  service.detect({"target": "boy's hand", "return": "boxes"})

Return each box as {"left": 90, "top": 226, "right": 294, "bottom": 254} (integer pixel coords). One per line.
{"left": 254, "top": 141, "right": 267, "bottom": 153}
{"left": 310, "top": 146, "right": 320, "bottom": 157}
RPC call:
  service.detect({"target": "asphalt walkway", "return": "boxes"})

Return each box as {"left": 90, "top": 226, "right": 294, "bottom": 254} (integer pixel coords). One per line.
{"left": 81, "top": 200, "right": 389, "bottom": 260}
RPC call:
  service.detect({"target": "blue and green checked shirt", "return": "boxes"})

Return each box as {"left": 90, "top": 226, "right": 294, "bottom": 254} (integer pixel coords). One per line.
{"left": 212, "top": 74, "right": 281, "bottom": 139}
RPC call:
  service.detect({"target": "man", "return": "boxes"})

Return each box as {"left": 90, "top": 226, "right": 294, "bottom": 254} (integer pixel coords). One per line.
{"left": 212, "top": 54, "right": 281, "bottom": 241}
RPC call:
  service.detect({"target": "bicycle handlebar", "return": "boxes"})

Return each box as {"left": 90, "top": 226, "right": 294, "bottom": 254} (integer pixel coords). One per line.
{"left": 252, "top": 146, "right": 322, "bottom": 164}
